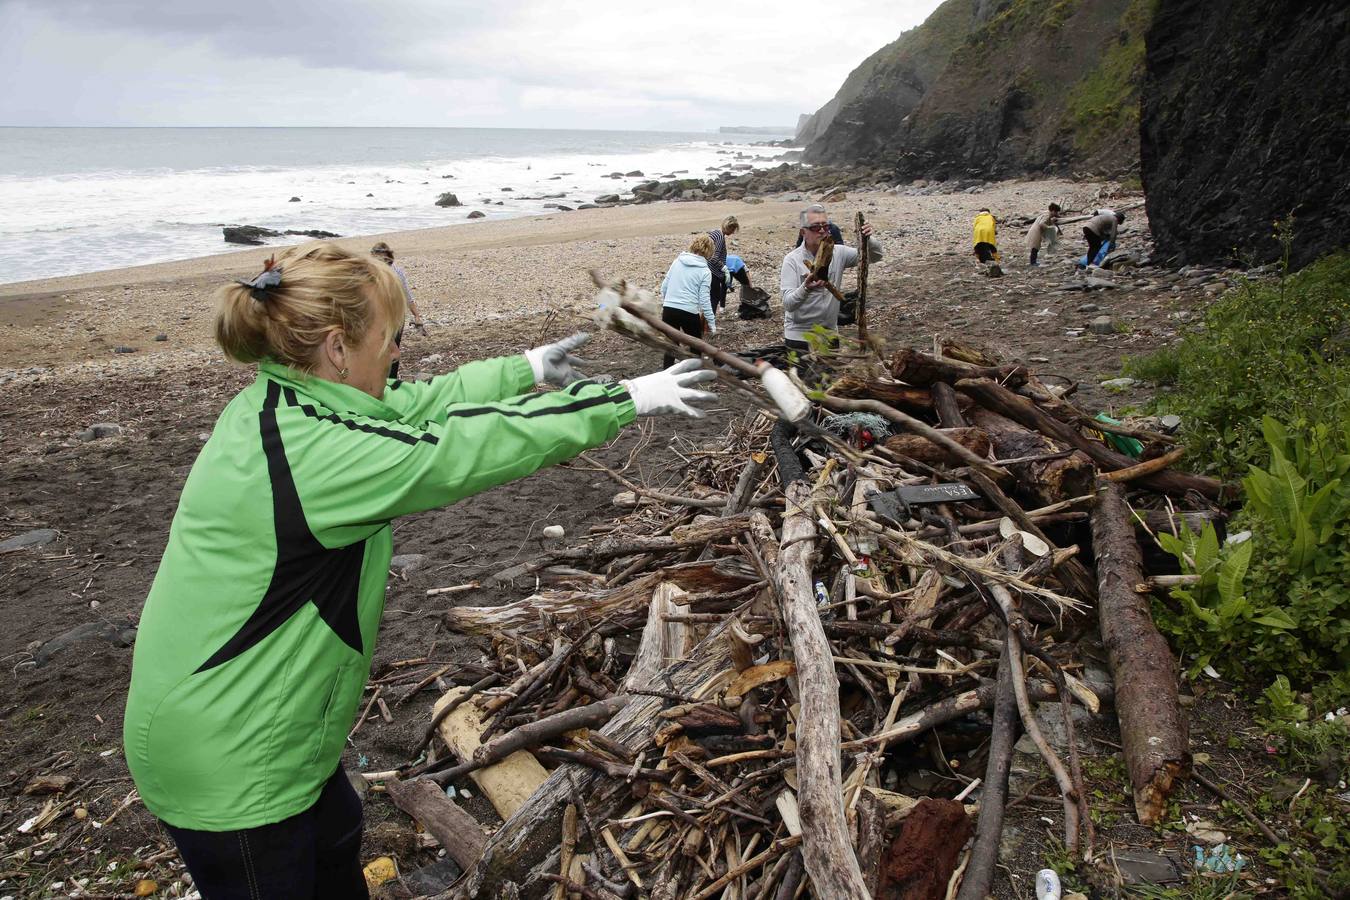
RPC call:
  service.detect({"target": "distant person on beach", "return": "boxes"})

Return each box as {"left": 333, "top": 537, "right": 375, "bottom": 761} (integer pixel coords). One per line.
{"left": 1027, "top": 202, "right": 1062, "bottom": 266}
{"left": 1082, "top": 209, "right": 1124, "bottom": 267}
{"left": 370, "top": 241, "right": 426, "bottom": 379}
{"left": 122, "top": 242, "right": 717, "bottom": 900}
{"left": 781, "top": 203, "right": 882, "bottom": 352}
{"left": 706, "top": 215, "right": 740, "bottom": 313}
{"left": 972, "top": 208, "right": 999, "bottom": 263}
{"left": 661, "top": 234, "right": 718, "bottom": 368}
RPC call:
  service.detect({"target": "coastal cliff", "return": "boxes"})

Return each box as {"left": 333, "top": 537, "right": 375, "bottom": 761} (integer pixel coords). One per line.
{"left": 802, "top": 0, "right": 1154, "bottom": 180}
{"left": 1140, "top": 0, "right": 1350, "bottom": 268}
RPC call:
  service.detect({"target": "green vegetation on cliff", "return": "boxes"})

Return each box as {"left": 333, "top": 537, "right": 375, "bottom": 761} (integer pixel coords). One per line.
{"left": 1066, "top": 0, "right": 1158, "bottom": 152}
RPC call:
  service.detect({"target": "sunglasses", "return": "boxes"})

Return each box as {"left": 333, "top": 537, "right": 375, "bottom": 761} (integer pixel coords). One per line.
{"left": 804, "top": 223, "right": 831, "bottom": 233}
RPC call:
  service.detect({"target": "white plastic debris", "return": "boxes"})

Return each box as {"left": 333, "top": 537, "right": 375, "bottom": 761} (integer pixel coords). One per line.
{"left": 1036, "top": 868, "right": 1062, "bottom": 900}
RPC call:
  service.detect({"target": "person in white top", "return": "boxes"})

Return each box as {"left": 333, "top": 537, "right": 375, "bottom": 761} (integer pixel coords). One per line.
{"left": 779, "top": 204, "right": 883, "bottom": 351}
{"left": 1026, "top": 202, "right": 1061, "bottom": 266}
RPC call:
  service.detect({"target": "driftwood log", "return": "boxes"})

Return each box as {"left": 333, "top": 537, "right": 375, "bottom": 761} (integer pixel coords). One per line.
{"left": 966, "top": 406, "right": 1095, "bottom": 505}
{"left": 957, "top": 377, "right": 1225, "bottom": 500}
{"left": 890, "top": 348, "right": 1027, "bottom": 389}
{"left": 777, "top": 479, "right": 870, "bottom": 898}
{"left": 448, "top": 560, "right": 756, "bottom": 636}
{"left": 385, "top": 778, "right": 487, "bottom": 872}
{"left": 930, "top": 382, "right": 967, "bottom": 428}
{"left": 954, "top": 649, "right": 1018, "bottom": 900}
{"left": 882, "top": 427, "right": 992, "bottom": 468}
{"left": 1091, "top": 482, "right": 1190, "bottom": 824}
{"left": 430, "top": 697, "right": 631, "bottom": 785}
{"left": 828, "top": 374, "right": 933, "bottom": 412}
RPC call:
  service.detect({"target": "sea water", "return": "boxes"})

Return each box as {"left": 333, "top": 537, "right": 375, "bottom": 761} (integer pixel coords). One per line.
{"left": 0, "top": 127, "right": 792, "bottom": 285}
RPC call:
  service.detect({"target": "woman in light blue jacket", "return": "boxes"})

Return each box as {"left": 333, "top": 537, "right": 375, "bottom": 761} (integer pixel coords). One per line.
{"left": 659, "top": 233, "right": 717, "bottom": 367}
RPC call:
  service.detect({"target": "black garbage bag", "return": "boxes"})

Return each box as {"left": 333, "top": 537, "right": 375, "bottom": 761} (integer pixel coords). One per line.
{"left": 737, "top": 285, "right": 771, "bottom": 320}
{"left": 837, "top": 289, "right": 858, "bottom": 326}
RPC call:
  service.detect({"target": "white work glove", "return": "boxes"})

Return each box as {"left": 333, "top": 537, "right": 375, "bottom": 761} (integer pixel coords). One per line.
{"left": 621, "top": 359, "right": 718, "bottom": 418}
{"left": 525, "top": 332, "right": 591, "bottom": 386}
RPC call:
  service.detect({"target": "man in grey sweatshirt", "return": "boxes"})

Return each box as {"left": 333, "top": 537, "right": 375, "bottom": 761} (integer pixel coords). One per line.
{"left": 780, "top": 204, "right": 883, "bottom": 350}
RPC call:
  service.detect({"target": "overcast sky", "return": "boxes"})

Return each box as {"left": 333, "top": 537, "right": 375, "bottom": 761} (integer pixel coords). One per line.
{"left": 1, "top": 0, "right": 944, "bottom": 130}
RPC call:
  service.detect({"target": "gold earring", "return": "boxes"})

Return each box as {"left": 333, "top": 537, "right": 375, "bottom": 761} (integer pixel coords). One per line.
{"left": 339, "top": 368, "right": 349, "bottom": 381}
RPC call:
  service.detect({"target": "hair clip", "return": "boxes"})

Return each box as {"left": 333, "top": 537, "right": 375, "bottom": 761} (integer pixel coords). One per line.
{"left": 237, "top": 255, "right": 283, "bottom": 303}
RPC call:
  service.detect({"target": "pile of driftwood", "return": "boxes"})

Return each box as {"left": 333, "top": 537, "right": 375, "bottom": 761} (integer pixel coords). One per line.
{"left": 385, "top": 340, "right": 1227, "bottom": 900}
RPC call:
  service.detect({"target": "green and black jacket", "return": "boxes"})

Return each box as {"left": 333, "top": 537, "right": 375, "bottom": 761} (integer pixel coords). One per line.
{"left": 124, "top": 357, "right": 634, "bottom": 830}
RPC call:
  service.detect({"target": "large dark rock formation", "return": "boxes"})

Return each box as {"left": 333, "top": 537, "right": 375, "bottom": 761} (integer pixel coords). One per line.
{"left": 1140, "top": 1, "right": 1350, "bottom": 268}
{"left": 803, "top": 0, "right": 1153, "bottom": 180}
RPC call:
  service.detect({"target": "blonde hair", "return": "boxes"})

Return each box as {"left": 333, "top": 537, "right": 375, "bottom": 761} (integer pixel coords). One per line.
{"left": 688, "top": 234, "right": 716, "bottom": 259}
{"left": 721, "top": 215, "right": 739, "bottom": 234}
{"left": 214, "top": 242, "right": 405, "bottom": 372}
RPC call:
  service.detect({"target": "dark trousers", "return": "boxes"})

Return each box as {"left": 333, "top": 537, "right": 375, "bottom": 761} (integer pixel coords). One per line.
{"left": 163, "top": 768, "right": 368, "bottom": 900}
{"left": 389, "top": 327, "right": 404, "bottom": 380}
{"left": 729, "top": 268, "right": 751, "bottom": 288}
{"left": 710, "top": 272, "right": 728, "bottom": 312}
{"left": 1084, "top": 228, "right": 1103, "bottom": 267}
{"left": 974, "top": 242, "right": 997, "bottom": 263}
{"left": 1030, "top": 247, "right": 1040, "bottom": 265}
{"left": 662, "top": 306, "right": 703, "bottom": 369}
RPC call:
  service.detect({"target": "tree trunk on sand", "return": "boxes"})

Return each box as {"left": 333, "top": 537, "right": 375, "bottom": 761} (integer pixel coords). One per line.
{"left": 777, "top": 480, "right": 871, "bottom": 900}
{"left": 890, "top": 348, "right": 1027, "bottom": 389}
{"left": 1091, "top": 482, "right": 1190, "bottom": 825}
{"left": 966, "top": 406, "right": 1096, "bottom": 506}
{"left": 385, "top": 779, "right": 487, "bottom": 873}
{"left": 828, "top": 374, "right": 933, "bottom": 413}
{"left": 882, "top": 428, "right": 992, "bottom": 468}
{"left": 931, "top": 382, "right": 967, "bottom": 428}
{"left": 957, "top": 377, "right": 1226, "bottom": 500}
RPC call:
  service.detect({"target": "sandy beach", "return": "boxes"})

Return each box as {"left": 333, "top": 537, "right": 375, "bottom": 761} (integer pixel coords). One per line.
{"left": 3, "top": 177, "right": 1241, "bottom": 897}
{"left": 0, "top": 178, "right": 1115, "bottom": 372}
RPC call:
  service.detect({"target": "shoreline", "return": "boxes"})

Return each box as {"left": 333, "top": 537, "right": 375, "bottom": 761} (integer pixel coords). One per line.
{"left": 0, "top": 177, "right": 1113, "bottom": 371}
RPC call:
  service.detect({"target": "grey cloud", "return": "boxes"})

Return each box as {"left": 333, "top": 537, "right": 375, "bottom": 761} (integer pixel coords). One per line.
{"left": 3, "top": 0, "right": 510, "bottom": 76}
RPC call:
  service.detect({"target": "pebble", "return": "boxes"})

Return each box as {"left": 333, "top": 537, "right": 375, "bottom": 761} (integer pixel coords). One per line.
{"left": 76, "top": 422, "right": 123, "bottom": 441}
{"left": 0, "top": 529, "right": 59, "bottom": 552}
{"left": 1076, "top": 303, "right": 1101, "bottom": 313}
{"left": 153, "top": 333, "right": 168, "bottom": 341}
{"left": 1088, "top": 316, "right": 1116, "bottom": 335}
{"left": 542, "top": 525, "right": 566, "bottom": 540}
{"left": 113, "top": 346, "right": 137, "bottom": 354}
{"left": 1100, "top": 377, "right": 1137, "bottom": 390}
{"left": 390, "top": 553, "right": 428, "bottom": 577}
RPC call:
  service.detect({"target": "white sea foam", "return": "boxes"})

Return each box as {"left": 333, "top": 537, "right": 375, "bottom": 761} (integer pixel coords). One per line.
{"left": 0, "top": 128, "right": 791, "bottom": 285}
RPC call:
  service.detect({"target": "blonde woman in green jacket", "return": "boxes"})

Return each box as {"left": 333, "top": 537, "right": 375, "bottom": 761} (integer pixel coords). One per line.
{"left": 123, "top": 242, "right": 715, "bottom": 899}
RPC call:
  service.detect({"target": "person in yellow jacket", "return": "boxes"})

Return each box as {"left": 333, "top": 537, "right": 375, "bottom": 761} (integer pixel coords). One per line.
{"left": 972, "top": 208, "right": 999, "bottom": 263}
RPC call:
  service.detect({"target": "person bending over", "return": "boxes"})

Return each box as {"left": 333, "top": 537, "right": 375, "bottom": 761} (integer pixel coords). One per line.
{"left": 1082, "top": 209, "right": 1124, "bottom": 267}
{"left": 123, "top": 242, "right": 716, "bottom": 900}
{"left": 780, "top": 203, "right": 882, "bottom": 353}
{"left": 972, "top": 208, "right": 999, "bottom": 263}
{"left": 1027, "top": 202, "right": 1061, "bottom": 266}
{"left": 660, "top": 233, "right": 718, "bottom": 368}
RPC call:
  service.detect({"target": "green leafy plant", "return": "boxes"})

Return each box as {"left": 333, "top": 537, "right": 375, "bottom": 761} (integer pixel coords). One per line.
{"left": 1155, "top": 412, "right": 1350, "bottom": 711}
{"left": 1123, "top": 249, "right": 1350, "bottom": 479}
